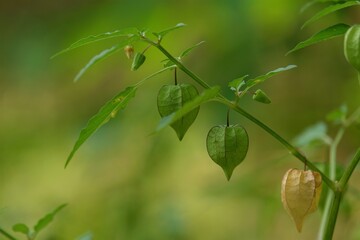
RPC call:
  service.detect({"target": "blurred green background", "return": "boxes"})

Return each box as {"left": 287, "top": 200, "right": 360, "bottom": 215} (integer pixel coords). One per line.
{"left": 1, "top": 0, "right": 360, "bottom": 239}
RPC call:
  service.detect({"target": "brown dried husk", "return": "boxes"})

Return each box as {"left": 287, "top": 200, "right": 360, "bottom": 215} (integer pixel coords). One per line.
{"left": 281, "top": 169, "right": 322, "bottom": 232}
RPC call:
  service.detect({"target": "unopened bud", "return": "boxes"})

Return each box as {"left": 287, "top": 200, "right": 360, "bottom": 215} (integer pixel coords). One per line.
{"left": 124, "top": 45, "right": 134, "bottom": 59}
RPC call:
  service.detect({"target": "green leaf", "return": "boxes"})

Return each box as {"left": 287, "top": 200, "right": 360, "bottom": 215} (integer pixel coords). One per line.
{"left": 12, "top": 223, "right": 29, "bottom": 235}
{"left": 156, "top": 86, "right": 220, "bottom": 133}
{"left": 287, "top": 23, "right": 350, "bottom": 55}
{"left": 139, "top": 65, "right": 177, "bottom": 84}
{"left": 162, "top": 59, "right": 176, "bottom": 68}
{"left": 293, "top": 122, "right": 331, "bottom": 147}
{"left": 65, "top": 86, "right": 137, "bottom": 167}
{"left": 34, "top": 204, "right": 67, "bottom": 234}
{"left": 180, "top": 41, "right": 205, "bottom": 58}
{"left": 157, "top": 84, "right": 200, "bottom": 140}
{"left": 206, "top": 125, "right": 249, "bottom": 180}
{"left": 245, "top": 65, "right": 297, "bottom": 89}
{"left": 326, "top": 104, "right": 348, "bottom": 124}
{"left": 153, "top": 23, "right": 186, "bottom": 40}
{"left": 51, "top": 27, "right": 139, "bottom": 58}
{"left": 302, "top": 1, "right": 360, "bottom": 29}
{"left": 252, "top": 89, "right": 271, "bottom": 104}
{"left": 74, "top": 36, "right": 139, "bottom": 82}
{"left": 228, "top": 75, "right": 248, "bottom": 92}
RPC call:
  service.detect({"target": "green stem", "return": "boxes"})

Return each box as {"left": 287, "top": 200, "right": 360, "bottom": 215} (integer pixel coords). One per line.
{"left": 146, "top": 38, "right": 336, "bottom": 191}
{"left": 323, "top": 191, "right": 342, "bottom": 240}
{"left": 321, "top": 149, "right": 360, "bottom": 240}
{"left": 174, "top": 68, "right": 178, "bottom": 85}
{"left": 0, "top": 228, "right": 18, "bottom": 240}
{"left": 223, "top": 100, "right": 336, "bottom": 191}
{"left": 318, "top": 127, "right": 345, "bottom": 240}
{"left": 339, "top": 148, "right": 360, "bottom": 189}
{"left": 226, "top": 108, "right": 230, "bottom": 127}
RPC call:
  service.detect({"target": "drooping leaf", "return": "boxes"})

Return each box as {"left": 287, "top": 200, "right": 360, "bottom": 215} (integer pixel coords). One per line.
{"left": 12, "top": 223, "right": 30, "bottom": 235}
{"left": 180, "top": 41, "right": 205, "bottom": 58}
{"left": 51, "top": 27, "right": 139, "bottom": 58}
{"left": 65, "top": 86, "right": 137, "bottom": 167}
{"left": 326, "top": 104, "right": 348, "bottom": 124}
{"left": 293, "top": 122, "right": 331, "bottom": 147}
{"left": 74, "top": 36, "right": 139, "bottom": 82}
{"left": 252, "top": 89, "right": 271, "bottom": 104}
{"left": 287, "top": 23, "right": 350, "bottom": 55}
{"left": 156, "top": 86, "right": 220, "bottom": 133}
{"left": 153, "top": 23, "right": 186, "bottom": 39}
{"left": 66, "top": 66, "right": 174, "bottom": 167}
{"left": 34, "top": 204, "right": 67, "bottom": 233}
{"left": 228, "top": 75, "right": 248, "bottom": 92}
{"left": 302, "top": 1, "right": 360, "bottom": 29}
{"left": 281, "top": 169, "right": 322, "bottom": 232}
{"left": 344, "top": 24, "right": 360, "bottom": 73}
{"left": 206, "top": 125, "right": 249, "bottom": 180}
{"left": 245, "top": 65, "right": 297, "bottom": 89}
{"left": 157, "top": 84, "right": 200, "bottom": 140}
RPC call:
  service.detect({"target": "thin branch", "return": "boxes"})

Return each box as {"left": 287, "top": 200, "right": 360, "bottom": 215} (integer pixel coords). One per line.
{"left": 0, "top": 228, "right": 18, "bottom": 240}
{"left": 144, "top": 37, "right": 336, "bottom": 191}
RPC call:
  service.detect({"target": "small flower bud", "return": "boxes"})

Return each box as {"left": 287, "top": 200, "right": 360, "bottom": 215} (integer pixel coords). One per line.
{"left": 124, "top": 45, "right": 134, "bottom": 59}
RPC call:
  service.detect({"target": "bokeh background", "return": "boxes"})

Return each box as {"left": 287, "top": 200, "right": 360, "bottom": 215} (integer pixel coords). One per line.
{"left": 1, "top": 0, "right": 360, "bottom": 239}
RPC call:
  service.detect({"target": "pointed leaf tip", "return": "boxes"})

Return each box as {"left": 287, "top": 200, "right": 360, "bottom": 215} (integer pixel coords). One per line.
{"left": 287, "top": 23, "right": 350, "bottom": 55}
{"left": 206, "top": 125, "right": 249, "bottom": 181}
{"left": 51, "top": 27, "right": 139, "bottom": 58}
{"left": 301, "top": 1, "right": 360, "bottom": 29}
{"left": 65, "top": 86, "right": 137, "bottom": 167}
{"left": 34, "top": 204, "right": 67, "bottom": 234}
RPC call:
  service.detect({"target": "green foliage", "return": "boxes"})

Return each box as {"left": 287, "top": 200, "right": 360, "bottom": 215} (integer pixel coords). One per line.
{"left": 48, "top": 3, "right": 360, "bottom": 237}
{"left": 156, "top": 87, "right": 220, "bottom": 133}
{"left": 245, "top": 65, "right": 297, "bottom": 88}
{"left": 287, "top": 23, "right": 350, "bottom": 54}
{"left": 179, "top": 41, "right": 205, "bottom": 58}
{"left": 228, "top": 75, "right": 248, "bottom": 92}
{"left": 206, "top": 125, "right": 249, "bottom": 180}
{"left": 51, "top": 27, "right": 139, "bottom": 58}
{"left": 12, "top": 224, "right": 29, "bottom": 235}
{"left": 153, "top": 23, "right": 186, "bottom": 41}
{"left": 326, "top": 104, "right": 348, "bottom": 124}
{"left": 75, "top": 36, "right": 139, "bottom": 81}
{"left": 157, "top": 84, "right": 200, "bottom": 140}
{"left": 162, "top": 41, "right": 205, "bottom": 68}
{"left": 293, "top": 122, "right": 331, "bottom": 147}
{"left": 65, "top": 86, "right": 137, "bottom": 167}
{"left": 228, "top": 65, "right": 296, "bottom": 98}
{"left": 302, "top": 1, "right": 360, "bottom": 29}
{"left": 11, "top": 204, "right": 67, "bottom": 240}
{"left": 34, "top": 204, "right": 67, "bottom": 233}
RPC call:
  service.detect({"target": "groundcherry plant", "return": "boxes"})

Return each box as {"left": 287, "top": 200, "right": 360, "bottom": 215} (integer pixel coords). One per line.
{"left": 3, "top": 1, "right": 354, "bottom": 240}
